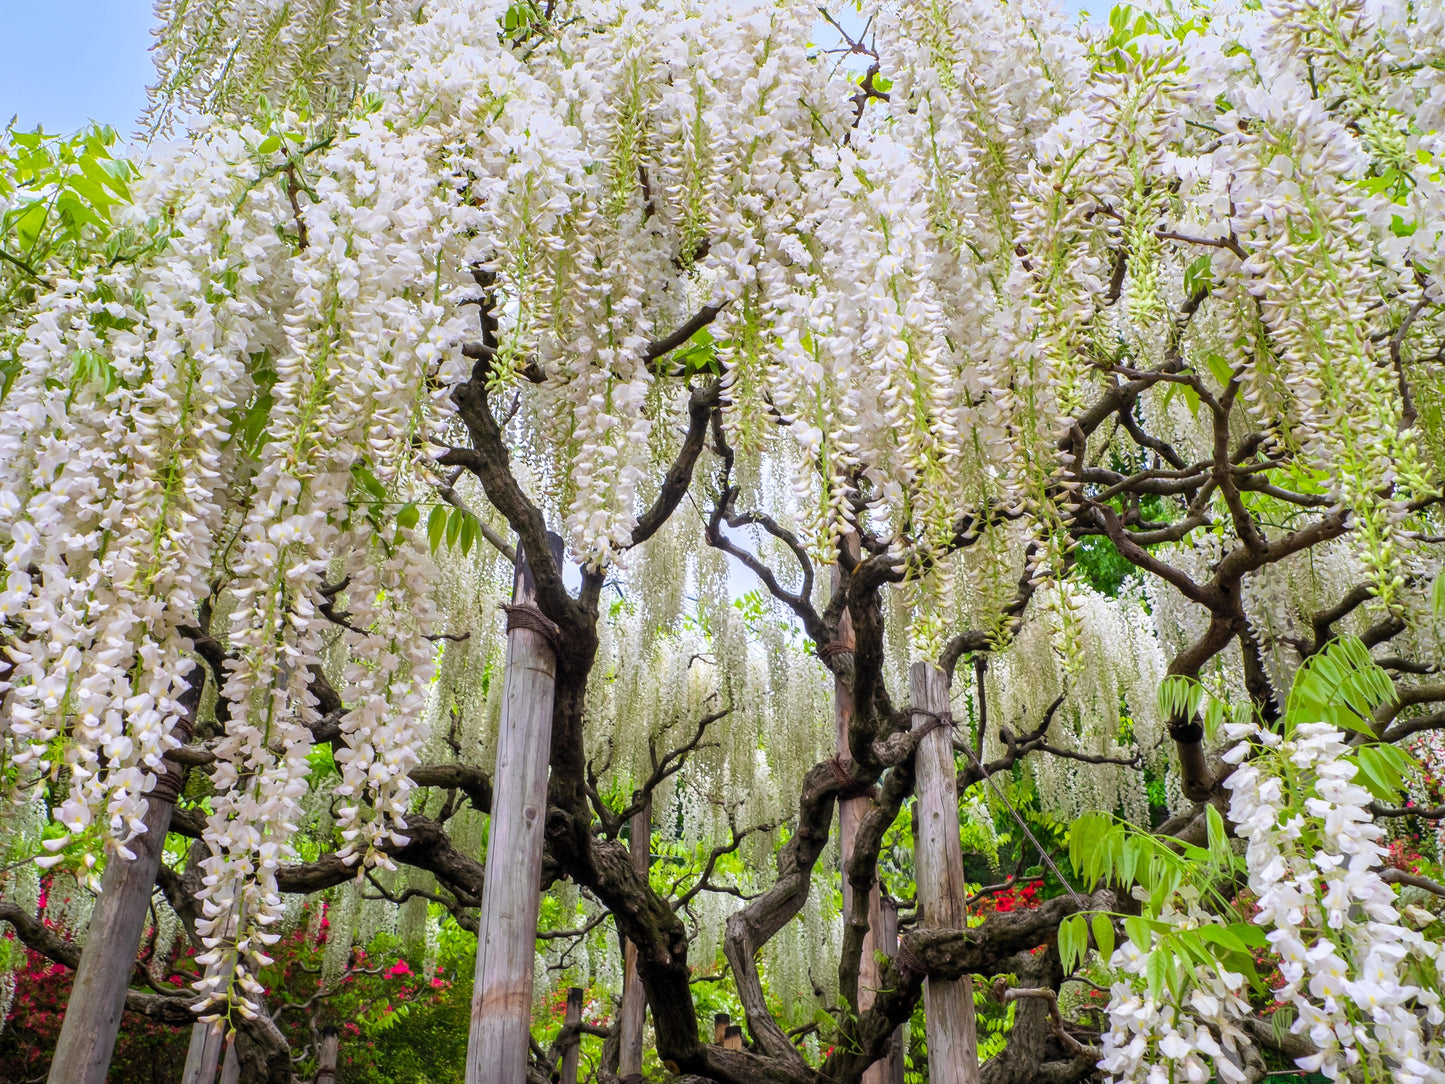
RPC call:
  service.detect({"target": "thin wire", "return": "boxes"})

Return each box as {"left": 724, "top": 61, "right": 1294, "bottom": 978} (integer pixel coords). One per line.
{"left": 944, "top": 715, "right": 1088, "bottom": 907}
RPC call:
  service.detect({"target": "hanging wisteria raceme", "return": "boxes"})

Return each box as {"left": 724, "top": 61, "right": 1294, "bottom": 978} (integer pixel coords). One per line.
{"left": 0, "top": 129, "right": 286, "bottom": 858}
{"left": 1099, "top": 711, "right": 1445, "bottom": 1084}
{"left": 188, "top": 78, "right": 469, "bottom": 991}
{"left": 127, "top": 0, "right": 1445, "bottom": 586}
{"left": 146, "top": 0, "right": 416, "bottom": 131}
{"left": 1224, "top": 719, "right": 1444, "bottom": 1082}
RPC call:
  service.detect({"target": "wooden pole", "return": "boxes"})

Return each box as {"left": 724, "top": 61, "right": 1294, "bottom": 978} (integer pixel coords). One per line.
{"left": 314, "top": 1025, "right": 339, "bottom": 1084}
{"left": 831, "top": 538, "right": 889, "bottom": 1084}
{"left": 713, "top": 1013, "right": 730, "bottom": 1045}
{"left": 722, "top": 1025, "right": 744, "bottom": 1051}
{"left": 617, "top": 800, "right": 651, "bottom": 1077}
{"left": 181, "top": 947, "right": 238, "bottom": 1084}
{"left": 910, "top": 661, "right": 980, "bottom": 1084}
{"left": 880, "top": 898, "right": 906, "bottom": 1084}
{"left": 181, "top": 1024, "right": 224, "bottom": 1084}
{"left": 466, "top": 535, "right": 563, "bottom": 1084}
{"left": 218, "top": 1036, "right": 241, "bottom": 1084}
{"left": 47, "top": 678, "right": 203, "bottom": 1084}
{"left": 560, "top": 987, "right": 583, "bottom": 1084}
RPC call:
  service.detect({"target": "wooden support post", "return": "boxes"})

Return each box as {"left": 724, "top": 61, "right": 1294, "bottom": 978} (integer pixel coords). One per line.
{"left": 880, "top": 898, "right": 906, "bottom": 1084}
{"left": 617, "top": 800, "right": 651, "bottom": 1077}
{"left": 560, "top": 987, "right": 584, "bottom": 1084}
{"left": 466, "top": 535, "right": 563, "bottom": 1084}
{"left": 218, "top": 1036, "right": 241, "bottom": 1084}
{"left": 48, "top": 679, "right": 203, "bottom": 1084}
{"left": 314, "top": 1025, "right": 339, "bottom": 1084}
{"left": 181, "top": 948, "right": 238, "bottom": 1084}
{"left": 830, "top": 538, "right": 888, "bottom": 1084}
{"left": 180, "top": 1023, "right": 223, "bottom": 1084}
{"left": 910, "top": 661, "right": 980, "bottom": 1084}
{"left": 713, "top": 1013, "right": 730, "bottom": 1045}
{"left": 722, "top": 1026, "right": 744, "bottom": 1051}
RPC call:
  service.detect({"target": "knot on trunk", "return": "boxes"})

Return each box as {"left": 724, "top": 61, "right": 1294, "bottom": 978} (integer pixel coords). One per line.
{"left": 826, "top": 755, "right": 877, "bottom": 800}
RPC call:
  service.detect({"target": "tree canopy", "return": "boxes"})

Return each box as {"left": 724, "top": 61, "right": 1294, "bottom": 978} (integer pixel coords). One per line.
{"left": 3, "top": 1, "right": 1445, "bottom": 1082}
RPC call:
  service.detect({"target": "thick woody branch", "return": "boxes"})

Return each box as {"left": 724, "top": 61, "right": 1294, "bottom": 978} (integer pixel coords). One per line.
{"left": 993, "top": 983, "right": 1100, "bottom": 1061}
{"left": 1371, "top": 801, "right": 1445, "bottom": 820}
{"left": 642, "top": 303, "right": 726, "bottom": 368}
{"left": 706, "top": 484, "right": 827, "bottom": 646}
{"left": 629, "top": 381, "right": 721, "bottom": 548}
{"left": 0, "top": 902, "right": 199, "bottom": 1026}
{"left": 821, "top": 889, "right": 1118, "bottom": 1082}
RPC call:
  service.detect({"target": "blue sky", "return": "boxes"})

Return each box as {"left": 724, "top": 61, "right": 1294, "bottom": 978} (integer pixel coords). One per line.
{"left": 1, "top": 1, "right": 1096, "bottom": 138}
{"left": 0, "top": 1, "right": 156, "bottom": 136}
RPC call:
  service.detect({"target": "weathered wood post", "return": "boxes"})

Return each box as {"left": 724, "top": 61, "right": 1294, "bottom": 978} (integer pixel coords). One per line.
{"left": 827, "top": 538, "right": 893, "bottom": 1084}
{"left": 910, "top": 661, "right": 980, "bottom": 1084}
{"left": 180, "top": 1023, "right": 223, "bottom": 1084}
{"left": 181, "top": 947, "right": 238, "bottom": 1084}
{"left": 466, "top": 534, "right": 563, "bottom": 1084}
{"left": 713, "top": 1012, "right": 730, "bottom": 1045}
{"left": 47, "top": 676, "right": 204, "bottom": 1084}
{"left": 219, "top": 1035, "right": 241, "bottom": 1084}
{"left": 722, "top": 1025, "right": 744, "bottom": 1051}
{"left": 314, "top": 1025, "right": 339, "bottom": 1084}
{"left": 880, "top": 898, "right": 907, "bottom": 1084}
{"left": 617, "top": 800, "right": 651, "bottom": 1078}
{"left": 560, "top": 986, "right": 584, "bottom": 1084}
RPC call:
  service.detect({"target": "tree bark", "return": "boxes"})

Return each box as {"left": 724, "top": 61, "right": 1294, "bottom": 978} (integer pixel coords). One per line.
{"left": 910, "top": 661, "right": 980, "bottom": 1084}
{"left": 618, "top": 801, "right": 651, "bottom": 1077}
{"left": 47, "top": 677, "right": 202, "bottom": 1084}
{"left": 832, "top": 543, "right": 887, "bottom": 1084}
{"left": 466, "top": 537, "right": 562, "bottom": 1084}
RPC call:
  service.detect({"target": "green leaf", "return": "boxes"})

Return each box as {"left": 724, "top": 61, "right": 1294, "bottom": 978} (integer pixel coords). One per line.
{"left": 80, "top": 154, "right": 129, "bottom": 200}
{"left": 354, "top": 465, "right": 387, "bottom": 501}
{"left": 1069, "top": 812, "right": 1109, "bottom": 879}
{"left": 672, "top": 328, "right": 718, "bottom": 377}
{"left": 1059, "top": 914, "right": 1087, "bottom": 973}
{"left": 1285, "top": 635, "right": 1395, "bottom": 735}
{"left": 395, "top": 502, "right": 419, "bottom": 531}
{"left": 1145, "top": 946, "right": 1168, "bottom": 998}
{"left": 55, "top": 190, "right": 106, "bottom": 231}
{"left": 1205, "top": 804, "right": 1229, "bottom": 862}
{"left": 1157, "top": 675, "right": 1202, "bottom": 723}
{"left": 446, "top": 506, "right": 464, "bottom": 549}
{"left": 1092, "top": 912, "right": 1115, "bottom": 962}
{"left": 427, "top": 504, "right": 448, "bottom": 552}
{"left": 1198, "top": 924, "right": 1248, "bottom": 955}
{"left": 1183, "top": 254, "right": 1214, "bottom": 298}
{"left": 1118, "top": 836, "right": 1144, "bottom": 887}
{"left": 12, "top": 200, "right": 48, "bottom": 249}
{"left": 1351, "top": 744, "right": 1414, "bottom": 804}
